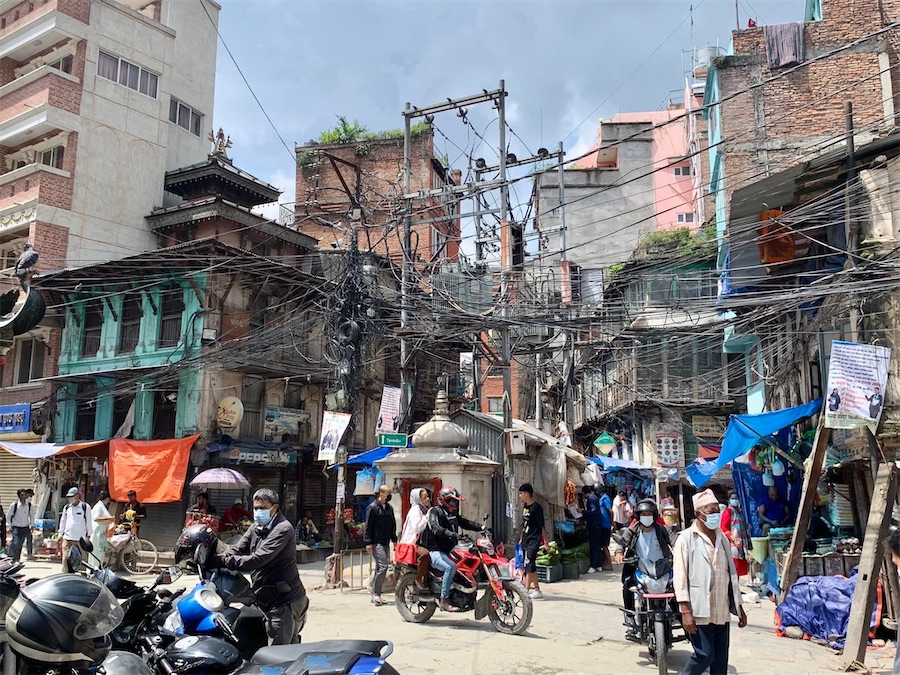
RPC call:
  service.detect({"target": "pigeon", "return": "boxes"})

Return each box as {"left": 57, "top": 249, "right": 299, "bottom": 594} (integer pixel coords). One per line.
{"left": 15, "top": 243, "right": 38, "bottom": 277}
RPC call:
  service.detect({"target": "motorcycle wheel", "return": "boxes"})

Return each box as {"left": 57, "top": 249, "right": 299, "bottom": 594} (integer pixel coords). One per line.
{"left": 654, "top": 619, "right": 668, "bottom": 675}
{"left": 487, "top": 579, "right": 532, "bottom": 635}
{"left": 394, "top": 572, "right": 436, "bottom": 624}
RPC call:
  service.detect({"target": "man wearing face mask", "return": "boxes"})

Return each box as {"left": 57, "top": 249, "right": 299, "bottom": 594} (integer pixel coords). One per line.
{"left": 613, "top": 499, "right": 673, "bottom": 639}
{"left": 363, "top": 484, "right": 397, "bottom": 606}
{"left": 216, "top": 488, "right": 308, "bottom": 645}
{"left": 674, "top": 489, "right": 746, "bottom": 674}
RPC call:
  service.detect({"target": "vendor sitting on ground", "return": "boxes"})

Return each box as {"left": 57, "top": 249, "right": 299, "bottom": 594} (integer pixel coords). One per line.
{"left": 221, "top": 499, "right": 252, "bottom": 530}
{"left": 758, "top": 486, "right": 791, "bottom": 535}
{"left": 296, "top": 511, "right": 321, "bottom": 544}
{"left": 189, "top": 491, "right": 218, "bottom": 516}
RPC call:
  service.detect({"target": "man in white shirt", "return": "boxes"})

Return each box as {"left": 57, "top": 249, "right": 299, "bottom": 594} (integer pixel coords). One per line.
{"left": 58, "top": 487, "right": 92, "bottom": 573}
{"left": 8, "top": 489, "right": 34, "bottom": 562}
{"left": 612, "top": 490, "right": 633, "bottom": 530}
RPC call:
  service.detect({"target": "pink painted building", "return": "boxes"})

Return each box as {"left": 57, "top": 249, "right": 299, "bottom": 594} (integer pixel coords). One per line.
{"left": 575, "top": 106, "right": 696, "bottom": 231}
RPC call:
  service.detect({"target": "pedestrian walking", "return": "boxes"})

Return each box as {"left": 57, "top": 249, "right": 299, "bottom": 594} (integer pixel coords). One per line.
{"left": 7, "top": 489, "right": 34, "bottom": 562}
{"left": 720, "top": 490, "right": 750, "bottom": 578}
{"left": 612, "top": 490, "right": 633, "bottom": 531}
{"left": 518, "top": 483, "right": 548, "bottom": 600}
{"left": 90, "top": 491, "right": 115, "bottom": 566}
{"left": 582, "top": 486, "right": 612, "bottom": 573}
{"left": 674, "top": 488, "right": 746, "bottom": 675}
{"left": 58, "top": 487, "right": 92, "bottom": 573}
{"left": 363, "top": 484, "right": 397, "bottom": 606}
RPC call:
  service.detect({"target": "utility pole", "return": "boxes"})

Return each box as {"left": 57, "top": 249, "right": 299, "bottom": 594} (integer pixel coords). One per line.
{"left": 498, "top": 79, "right": 512, "bottom": 432}
{"left": 734, "top": 0, "right": 740, "bottom": 30}
{"left": 400, "top": 84, "right": 506, "bottom": 431}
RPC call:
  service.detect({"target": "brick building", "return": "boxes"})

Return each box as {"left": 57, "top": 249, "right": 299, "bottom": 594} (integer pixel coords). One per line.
{"left": 293, "top": 129, "right": 461, "bottom": 266}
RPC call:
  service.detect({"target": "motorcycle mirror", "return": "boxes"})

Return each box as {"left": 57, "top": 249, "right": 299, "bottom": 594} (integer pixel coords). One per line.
{"left": 66, "top": 545, "right": 83, "bottom": 573}
{"left": 79, "top": 536, "right": 94, "bottom": 553}
{"left": 167, "top": 565, "right": 183, "bottom": 581}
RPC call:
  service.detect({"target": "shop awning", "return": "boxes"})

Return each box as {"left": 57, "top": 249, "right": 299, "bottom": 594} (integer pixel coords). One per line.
{"left": 685, "top": 398, "right": 822, "bottom": 488}
{"left": 348, "top": 446, "right": 394, "bottom": 466}
{"left": 0, "top": 439, "right": 107, "bottom": 459}
{"left": 588, "top": 455, "right": 645, "bottom": 470}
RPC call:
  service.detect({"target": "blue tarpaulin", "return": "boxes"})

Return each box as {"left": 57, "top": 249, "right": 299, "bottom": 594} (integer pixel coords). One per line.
{"left": 685, "top": 399, "right": 822, "bottom": 488}
{"left": 347, "top": 446, "right": 394, "bottom": 466}
{"left": 588, "top": 455, "right": 645, "bottom": 470}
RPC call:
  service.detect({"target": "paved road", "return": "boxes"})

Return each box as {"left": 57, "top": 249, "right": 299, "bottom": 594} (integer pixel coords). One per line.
{"left": 17, "top": 558, "right": 898, "bottom": 674}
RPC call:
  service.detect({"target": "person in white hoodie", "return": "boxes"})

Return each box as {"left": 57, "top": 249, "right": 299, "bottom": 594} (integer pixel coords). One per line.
{"left": 58, "top": 487, "right": 92, "bottom": 573}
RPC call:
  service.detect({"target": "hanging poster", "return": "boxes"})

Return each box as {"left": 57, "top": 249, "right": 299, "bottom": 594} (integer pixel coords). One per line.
{"left": 691, "top": 415, "right": 727, "bottom": 438}
{"left": 375, "top": 385, "right": 401, "bottom": 436}
{"left": 318, "top": 411, "right": 352, "bottom": 462}
{"left": 654, "top": 432, "right": 684, "bottom": 468}
{"left": 264, "top": 407, "right": 310, "bottom": 442}
{"left": 825, "top": 340, "right": 891, "bottom": 432}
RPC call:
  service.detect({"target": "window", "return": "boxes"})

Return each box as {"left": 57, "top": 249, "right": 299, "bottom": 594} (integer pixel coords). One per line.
{"left": 677, "top": 213, "right": 695, "bottom": 223}
{"left": 0, "top": 240, "right": 25, "bottom": 272}
{"left": 39, "top": 146, "right": 64, "bottom": 170}
{"left": 48, "top": 54, "right": 73, "bottom": 74}
{"left": 673, "top": 165, "right": 692, "bottom": 176}
{"left": 98, "top": 50, "right": 158, "bottom": 98}
{"left": 487, "top": 397, "right": 503, "bottom": 413}
{"left": 75, "top": 395, "right": 97, "bottom": 440}
{"left": 82, "top": 300, "right": 103, "bottom": 357}
{"left": 118, "top": 292, "right": 142, "bottom": 354}
{"left": 241, "top": 377, "right": 264, "bottom": 437}
{"left": 168, "top": 97, "right": 203, "bottom": 136}
{"left": 15, "top": 338, "right": 44, "bottom": 385}
{"left": 153, "top": 387, "right": 177, "bottom": 439}
{"left": 158, "top": 287, "right": 184, "bottom": 348}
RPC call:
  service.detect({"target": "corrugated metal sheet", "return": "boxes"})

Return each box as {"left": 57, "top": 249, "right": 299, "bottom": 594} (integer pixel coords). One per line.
{"left": 453, "top": 414, "right": 510, "bottom": 543}
{"left": 0, "top": 453, "right": 36, "bottom": 508}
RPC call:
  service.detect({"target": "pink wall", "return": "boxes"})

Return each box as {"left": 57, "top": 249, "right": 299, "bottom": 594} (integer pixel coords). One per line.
{"left": 574, "top": 108, "right": 695, "bottom": 231}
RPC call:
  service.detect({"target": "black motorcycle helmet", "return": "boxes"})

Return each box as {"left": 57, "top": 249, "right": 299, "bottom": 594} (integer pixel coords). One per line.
{"left": 635, "top": 498, "right": 659, "bottom": 519}
{"left": 174, "top": 524, "right": 219, "bottom": 568}
{"left": 6, "top": 574, "right": 123, "bottom": 669}
{"left": 437, "top": 486, "right": 464, "bottom": 513}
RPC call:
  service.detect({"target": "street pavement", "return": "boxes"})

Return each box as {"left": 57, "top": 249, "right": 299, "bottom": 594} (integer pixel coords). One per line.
{"left": 17, "top": 558, "right": 899, "bottom": 674}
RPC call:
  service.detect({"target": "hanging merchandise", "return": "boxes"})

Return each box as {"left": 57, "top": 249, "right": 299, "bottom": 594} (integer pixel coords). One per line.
{"left": 564, "top": 479, "right": 577, "bottom": 506}
{"left": 772, "top": 459, "right": 786, "bottom": 477}
{"left": 354, "top": 467, "right": 376, "bottom": 496}
{"left": 372, "top": 467, "right": 385, "bottom": 491}
{"left": 762, "top": 470, "right": 775, "bottom": 487}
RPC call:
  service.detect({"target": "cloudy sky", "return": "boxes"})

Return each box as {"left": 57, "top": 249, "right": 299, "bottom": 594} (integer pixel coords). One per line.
{"left": 211, "top": 0, "right": 802, "bottom": 215}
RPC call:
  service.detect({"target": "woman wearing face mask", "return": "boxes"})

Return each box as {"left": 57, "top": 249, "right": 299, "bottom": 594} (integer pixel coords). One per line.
{"left": 720, "top": 490, "right": 750, "bottom": 577}
{"left": 612, "top": 499, "right": 673, "bottom": 639}
{"left": 395, "top": 488, "right": 433, "bottom": 591}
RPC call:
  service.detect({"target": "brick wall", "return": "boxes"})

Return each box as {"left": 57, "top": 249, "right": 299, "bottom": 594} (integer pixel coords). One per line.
{"left": 479, "top": 360, "right": 523, "bottom": 419}
{"left": 715, "top": 0, "right": 900, "bottom": 210}
{"left": 29, "top": 220, "right": 68, "bottom": 271}
{"left": 295, "top": 131, "right": 459, "bottom": 262}
{"left": 0, "top": 326, "right": 59, "bottom": 406}
{"left": 0, "top": 70, "right": 82, "bottom": 125}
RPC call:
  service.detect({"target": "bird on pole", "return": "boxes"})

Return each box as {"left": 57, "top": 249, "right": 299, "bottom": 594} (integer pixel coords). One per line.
{"left": 15, "top": 243, "right": 38, "bottom": 289}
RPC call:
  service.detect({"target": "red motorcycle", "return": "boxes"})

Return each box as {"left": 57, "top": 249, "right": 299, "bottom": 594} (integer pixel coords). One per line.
{"left": 394, "top": 522, "right": 533, "bottom": 635}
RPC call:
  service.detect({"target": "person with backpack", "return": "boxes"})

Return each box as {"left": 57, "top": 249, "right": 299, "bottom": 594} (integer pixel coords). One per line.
{"left": 8, "top": 489, "right": 34, "bottom": 562}
{"left": 58, "top": 487, "right": 92, "bottom": 573}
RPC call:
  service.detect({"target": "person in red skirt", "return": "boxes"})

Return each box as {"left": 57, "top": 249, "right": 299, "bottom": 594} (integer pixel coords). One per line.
{"left": 721, "top": 490, "right": 750, "bottom": 577}
{"left": 395, "top": 488, "right": 432, "bottom": 590}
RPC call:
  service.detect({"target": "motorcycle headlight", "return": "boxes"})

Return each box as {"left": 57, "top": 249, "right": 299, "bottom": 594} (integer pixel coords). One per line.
{"left": 163, "top": 611, "right": 183, "bottom": 632}
{"left": 645, "top": 577, "right": 669, "bottom": 595}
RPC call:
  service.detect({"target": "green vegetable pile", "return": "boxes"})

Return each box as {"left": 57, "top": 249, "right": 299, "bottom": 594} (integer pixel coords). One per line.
{"left": 535, "top": 541, "right": 560, "bottom": 566}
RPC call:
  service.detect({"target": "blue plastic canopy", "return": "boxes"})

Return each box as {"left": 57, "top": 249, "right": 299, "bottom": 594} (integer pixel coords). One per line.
{"left": 685, "top": 398, "right": 822, "bottom": 488}
{"left": 346, "top": 446, "right": 393, "bottom": 466}
{"left": 588, "top": 455, "right": 645, "bottom": 470}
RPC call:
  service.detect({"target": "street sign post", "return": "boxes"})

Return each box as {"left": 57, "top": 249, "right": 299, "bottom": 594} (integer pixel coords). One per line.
{"left": 378, "top": 432, "right": 408, "bottom": 448}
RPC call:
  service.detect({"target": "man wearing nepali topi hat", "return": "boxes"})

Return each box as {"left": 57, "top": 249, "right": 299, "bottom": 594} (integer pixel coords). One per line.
{"left": 673, "top": 489, "right": 747, "bottom": 675}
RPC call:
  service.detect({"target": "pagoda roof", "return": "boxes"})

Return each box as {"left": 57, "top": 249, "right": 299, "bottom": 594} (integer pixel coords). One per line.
{"left": 164, "top": 155, "right": 281, "bottom": 208}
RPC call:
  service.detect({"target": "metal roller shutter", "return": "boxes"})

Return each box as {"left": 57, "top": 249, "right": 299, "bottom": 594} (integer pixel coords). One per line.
{"left": 138, "top": 503, "right": 190, "bottom": 551}
{"left": 0, "top": 453, "right": 36, "bottom": 508}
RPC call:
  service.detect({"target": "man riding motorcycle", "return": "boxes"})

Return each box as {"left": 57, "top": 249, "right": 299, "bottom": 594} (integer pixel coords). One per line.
{"left": 420, "top": 486, "right": 484, "bottom": 613}
{"left": 613, "top": 498, "right": 673, "bottom": 639}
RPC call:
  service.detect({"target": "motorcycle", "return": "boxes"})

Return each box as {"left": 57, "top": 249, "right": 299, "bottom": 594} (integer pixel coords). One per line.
{"left": 612, "top": 533, "right": 686, "bottom": 675}
{"left": 0, "top": 557, "right": 26, "bottom": 675}
{"left": 394, "top": 517, "right": 533, "bottom": 635}
{"left": 69, "top": 537, "right": 185, "bottom": 653}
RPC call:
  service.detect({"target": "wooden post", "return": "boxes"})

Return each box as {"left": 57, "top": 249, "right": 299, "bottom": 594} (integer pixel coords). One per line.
{"left": 780, "top": 417, "right": 830, "bottom": 602}
{"left": 841, "top": 460, "right": 898, "bottom": 671}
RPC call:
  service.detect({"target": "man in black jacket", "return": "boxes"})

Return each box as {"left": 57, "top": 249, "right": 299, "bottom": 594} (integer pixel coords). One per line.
{"left": 613, "top": 498, "right": 673, "bottom": 639}
{"left": 363, "top": 484, "right": 397, "bottom": 606}
{"left": 218, "top": 488, "right": 308, "bottom": 645}
{"left": 420, "top": 486, "right": 483, "bottom": 612}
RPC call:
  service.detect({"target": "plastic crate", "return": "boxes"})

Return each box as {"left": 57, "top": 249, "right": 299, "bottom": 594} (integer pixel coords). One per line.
{"left": 536, "top": 564, "right": 563, "bottom": 583}
{"left": 562, "top": 562, "right": 580, "bottom": 580}
{"left": 577, "top": 558, "right": 591, "bottom": 574}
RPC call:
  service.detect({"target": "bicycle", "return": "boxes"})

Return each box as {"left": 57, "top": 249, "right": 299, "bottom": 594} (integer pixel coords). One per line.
{"left": 108, "top": 522, "right": 159, "bottom": 574}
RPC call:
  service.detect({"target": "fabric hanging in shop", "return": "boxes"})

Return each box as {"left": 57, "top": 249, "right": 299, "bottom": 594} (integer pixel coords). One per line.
{"left": 757, "top": 209, "right": 796, "bottom": 265}
{"left": 0, "top": 439, "right": 107, "bottom": 459}
{"left": 108, "top": 435, "right": 198, "bottom": 503}
{"left": 685, "top": 399, "right": 822, "bottom": 488}
{"left": 587, "top": 455, "right": 644, "bottom": 470}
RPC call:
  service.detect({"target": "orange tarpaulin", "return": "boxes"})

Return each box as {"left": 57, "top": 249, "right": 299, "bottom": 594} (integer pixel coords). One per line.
{"left": 109, "top": 435, "right": 198, "bottom": 503}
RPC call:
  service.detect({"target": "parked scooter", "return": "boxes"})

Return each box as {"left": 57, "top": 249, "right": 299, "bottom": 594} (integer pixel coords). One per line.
{"left": 612, "top": 532, "right": 686, "bottom": 675}
{"left": 394, "top": 516, "right": 533, "bottom": 635}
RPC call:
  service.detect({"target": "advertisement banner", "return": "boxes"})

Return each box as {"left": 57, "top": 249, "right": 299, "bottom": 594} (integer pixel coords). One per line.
{"left": 319, "top": 411, "right": 352, "bottom": 462}
{"left": 825, "top": 340, "right": 891, "bottom": 432}
{"left": 654, "top": 432, "right": 684, "bottom": 468}
{"left": 376, "top": 385, "right": 402, "bottom": 436}
{"left": 264, "top": 407, "right": 310, "bottom": 442}
{"left": 691, "top": 415, "right": 727, "bottom": 438}
{"left": 0, "top": 403, "right": 30, "bottom": 435}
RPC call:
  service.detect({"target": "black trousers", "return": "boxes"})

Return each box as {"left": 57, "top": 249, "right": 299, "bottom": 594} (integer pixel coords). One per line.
{"left": 587, "top": 526, "right": 603, "bottom": 569}
{"left": 682, "top": 622, "right": 730, "bottom": 675}
{"left": 622, "top": 564, "right": 637, "bottom": 612}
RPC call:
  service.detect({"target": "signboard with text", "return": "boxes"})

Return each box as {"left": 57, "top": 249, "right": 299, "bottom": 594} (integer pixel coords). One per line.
{"left": 0, "top": 403, "right": 30, "bottom": 435}
{"left": 264, "top": 407, "right": 310, "bottom": 442}
{"left": 691, "top": 415, "right": 727, "bottom": 438}
{"left": 378, "top": 432, "right": 408, "bottom": 448}
{"left": 825, "top": 340, "right": 891, "bottom": 432}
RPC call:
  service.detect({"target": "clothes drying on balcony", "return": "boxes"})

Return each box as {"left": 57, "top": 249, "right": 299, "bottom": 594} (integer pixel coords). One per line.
{"left": 757, "top": 209, "right": 796, "bottom": 265}
{"left": 763, "top": 22, "right": 805, "bottom": 69}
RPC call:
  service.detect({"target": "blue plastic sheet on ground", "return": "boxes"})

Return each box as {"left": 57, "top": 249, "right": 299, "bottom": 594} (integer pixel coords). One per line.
{"left": 776, "top": 568, "right": 880, "bottom": 649}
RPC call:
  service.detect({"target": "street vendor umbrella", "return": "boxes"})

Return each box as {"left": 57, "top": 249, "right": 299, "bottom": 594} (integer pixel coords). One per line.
{"left": 190, "top": 467, "right": 251, "bottom": 488}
